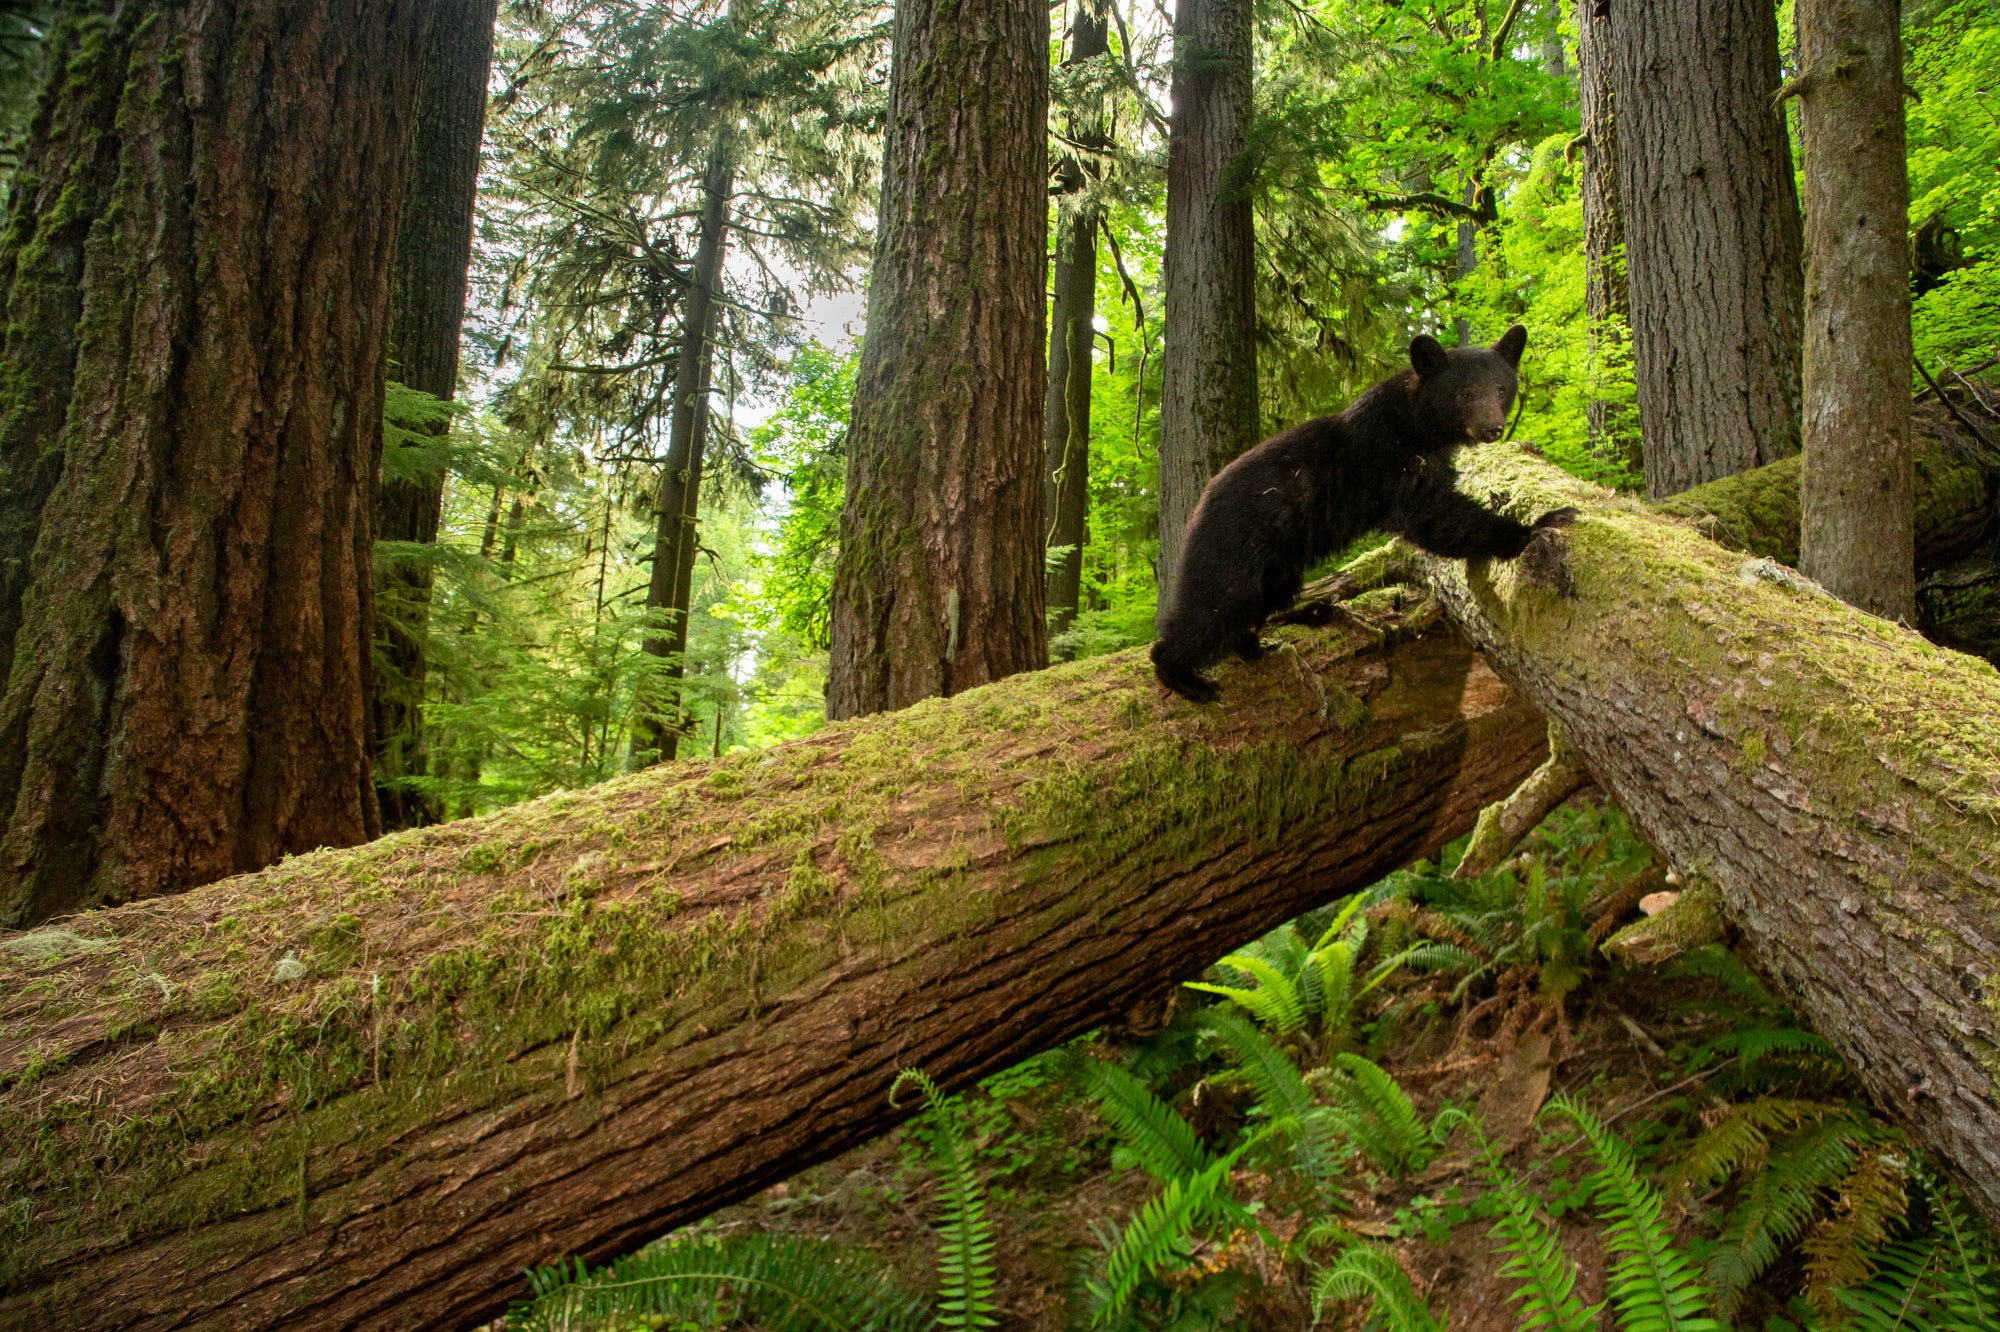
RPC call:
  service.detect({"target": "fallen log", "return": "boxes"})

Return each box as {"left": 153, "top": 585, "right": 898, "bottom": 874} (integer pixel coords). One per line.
{"left": 0, "top": 595, "right": 1545, "bottom": 1329}
{"left": 1656, "top": 421, "right": 2000, "bottom": 664}
{"left": 1434, "top": 442, "right": 2000, "bottom": 1230}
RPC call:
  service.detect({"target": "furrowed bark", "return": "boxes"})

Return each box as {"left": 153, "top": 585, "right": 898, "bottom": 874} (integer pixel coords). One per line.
{"left": 1431, "top": 442, "right": 2000, "bottom": 1231}
{"left": 1605, "top": 0, "right": 1805, "bottom": 496}
{"left": 1575, "top": 0, "right": 1636, "bottom": 470}
{"left": 826, "top": 0, "right": 1050, "bottom": 718}
{"left": 375, "top": 0, "right": 502, "bottom": 831}
{"left": 0, "top": 0, "right": 427, "bottom": 927}
{"left": 0, "top": 596, "right": 1545, "bottom": 1330}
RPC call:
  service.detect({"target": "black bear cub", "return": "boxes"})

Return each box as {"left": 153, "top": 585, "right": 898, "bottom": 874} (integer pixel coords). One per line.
{"left": 1152, "top": 324, "right": 1575, "bottom": 702}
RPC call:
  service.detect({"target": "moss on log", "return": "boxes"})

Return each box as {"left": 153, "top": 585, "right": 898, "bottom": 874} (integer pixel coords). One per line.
{"left": 1655, "top": 431, "right": 1992, "bottom": 569}
{"left": 0, "top": 595, "right": 1544, "bottom": 1329}
{"left": 1435, "top": 442, "right": 2000, "bottom": 1231}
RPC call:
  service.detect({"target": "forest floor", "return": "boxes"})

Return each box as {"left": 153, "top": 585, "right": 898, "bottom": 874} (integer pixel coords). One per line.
{"left": 675, "top": 800, "right": 1832, "bottom": 1331}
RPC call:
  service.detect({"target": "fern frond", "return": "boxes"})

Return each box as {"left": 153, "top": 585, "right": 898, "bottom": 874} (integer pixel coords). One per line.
{"left": 1061, "top": 1052, "right": 1212, "bottom": 1184}
{"left": 1093, "top": 1134, "right": 1259, "bottom": 1324}
{"left": 1203, "top": 1007, "right": 1315, "bottom": 1122}
{"left": 1800, "top": 1146, "right": 1911, "bottom": 1314}
{"left": 1312, "top": 1243, "right": 1447, "bottom": 1332}
{"left": 1708, "top": 1114, "right": 1863, "bottom": 1315}
{"left": 1541, "top": 1094, "right": 1724, "bottom": 1332}
{"left": 1435, "top": 1106, "right": 1600, "bottom": 1332}
{"left": 510, "top": 1231, "right": 933, "bottom": 1332}
{"left": 892, "top": 1069, "right": 996, "bottom": 1330}
{"left": 1185, "top": 952, "right": 1307, "bottom": 1031}
{"left": 1325, "top": 1053, "right": 1434, "bottom": 1177}
{"left": 1670, "top": 1096, "right": 1838, "bottom": 1197}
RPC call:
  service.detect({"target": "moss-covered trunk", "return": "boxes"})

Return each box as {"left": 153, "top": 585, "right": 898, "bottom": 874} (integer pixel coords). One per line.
{"left": 0, "top": 1, "right": 427, "bottom": 928}
{"left": 1434, "top": 442, "right": 2000, "bottom": 1232}
{"left": 375, "top": 0, "right": 502, "bottom": 831}
{"left": 0, "top": 593, "right": 1544, "bottom": 1329}
{"left": 826, "top": 0, "right": 1050, "bottom": 718}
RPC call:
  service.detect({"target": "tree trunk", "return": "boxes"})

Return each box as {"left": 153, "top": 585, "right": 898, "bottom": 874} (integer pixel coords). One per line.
{"left": 1431, "top": 440, "right": 2000, "bottom": 1234}
{"left": 1795, "top": 0, "right": 1916, "bottom": 622}
{"left": 0, "top": 595, "right": 1547, "bottom": 1330}
{"left": 1043, "top": 4, "right": 1110, "bottom": 643}
{"left": 375, "top": 0, "right": 502, "bottom": 831}
{"left": 0, "top": 1, "right": 426, "bottom": 929}
{"left": 1155, "top": 0, "right": 1257, "bottom": 608}
{"left": 826, "top": 0, "right": 1049, "bottom": 719}
{"left": 1605, "top": 0, "right": 1805, "bottom": 498}
{"left": 1045, "top": 214, "right": 1097, "bottom": 641}
{"left": 1575, "top": 0, "right": 1635, "bottom": 471}
{"left": 635, "top": 129, "right": 735, "bottom": 763}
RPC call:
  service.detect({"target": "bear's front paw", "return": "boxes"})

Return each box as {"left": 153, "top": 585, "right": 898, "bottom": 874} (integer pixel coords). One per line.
{"left": 1531, "top": 506, "right": 1582, "bottom": 530}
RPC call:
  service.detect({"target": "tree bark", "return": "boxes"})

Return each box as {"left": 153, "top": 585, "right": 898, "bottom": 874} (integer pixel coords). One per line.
{"left": 0, "top": 595, "right": 1546, "bottom": 1330}
{"left": 1156, "top": 0, "right": 1257, "bottom": 608}
{"left": 1431, "top": 441, "right": 2000, "bottom": 1233}
{"left": 635, "top": 128, "right": 735, "bottom": 763}
{"left": 1043, "top": 4, "right": 1110, "bottom": 642}
{"left": 0, "top": 0, "right": 427, "bottom": 929}
{"left": 1795, "top": 0, "right": 1916, "bottom": 622}
{"left": 825, "top": 0, "right": 1049, "bottom": 719}
{"left": 376, "top": 0, "right": 502, "bottom": 831}
{"left": 1575, "top": 0, "right": 1635, "bottom": 471}
{"left": 1604, "top": 0, "right": 1805, "bottom": 498}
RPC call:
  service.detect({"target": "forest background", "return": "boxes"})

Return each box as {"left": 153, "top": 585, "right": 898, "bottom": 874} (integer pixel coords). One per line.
{"left": 362, "top": 0, "right": 1986, "bottom": 816}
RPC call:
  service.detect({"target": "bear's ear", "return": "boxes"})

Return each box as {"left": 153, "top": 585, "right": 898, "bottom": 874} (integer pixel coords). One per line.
{"left": 1493, "top": 324, "right": 1528, "bottom": 367}
{"left": 1409, "top": 335, "right": 1450, "bottom": 379}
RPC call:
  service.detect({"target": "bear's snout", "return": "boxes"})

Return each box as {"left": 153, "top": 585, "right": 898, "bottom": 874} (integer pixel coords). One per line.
{"left": 1478, "top": 423, "right": 1505, "bottom": 442}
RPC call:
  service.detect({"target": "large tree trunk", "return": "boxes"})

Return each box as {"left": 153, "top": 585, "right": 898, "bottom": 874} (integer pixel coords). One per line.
{"left": 1795, "top": 0, "right": 1916, "bottom": 622}
{"left": 375, "top": 0, "right": 502, "bottom": 831}
{"left": 1605, "top": 0, "right": 1805, "bottom": 497}
{"left": 1433, "top": 440, "right": 2000, "bottom": 1233}
{"left": 635, "top": 128, "right": 735, "bottom": 763}
{"left": 1043, "top": 4, "right": 1110, "bottom": 642}
{"left": 826, "top": 0, "right": 1049, "bottom": 718}
{"left": 0, "top": 594, "right": 1546, "bottom": 1330}
{"left": 0, "top": 1, "right": 427, "bottom": 929}
{"left": 1575, "top": 0, "right": 1635, "bottom": 472}
{"left": 1155, "top": 0, "right": 1257, "bottom": 607}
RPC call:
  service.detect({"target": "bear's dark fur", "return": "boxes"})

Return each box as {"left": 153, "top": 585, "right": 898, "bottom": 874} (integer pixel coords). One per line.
{"left": 1151, "top": 324, "right": 1574, "bottom": 702}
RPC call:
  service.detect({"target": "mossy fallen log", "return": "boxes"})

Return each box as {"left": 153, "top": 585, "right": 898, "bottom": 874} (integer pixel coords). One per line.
{"left": 0, "top": 594, "right": 1544, "bottom": 1330}
{"left": 1657, "top": 422, "right": 2000, "bottom": 664}
{"left": 1434, "top": 442, "right": 2000, "bottom": 1231}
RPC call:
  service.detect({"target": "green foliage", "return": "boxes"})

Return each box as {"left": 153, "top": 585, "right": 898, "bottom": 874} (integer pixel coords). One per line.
{"left": 1320, "top": 1052, "right": 1435, "bottom": 1178}
{"left": 1087, "top": 1133, "right": 1263, "bottom": 1325}
{"left": 1435, "top": 1104, "right": 1601, "bottom": 1332}
{"left": 1907, "top": 3, "right": 2000, "bottom": 369}
{"left": 1312, "top": 1242, "right": 1448, "bottom": 1332}
{"left": 1837, "top": 1185, "right": 2000, "bottom": 1332}
{"left": 1541, "top": 1094, "right": 1724, "bottom": 1332}
{"left": 509, "top": 1231, "right": 933, "bottom": 1331}
{"left": 891, "top": 1070, "right": 999, "bottom": 1331}
{"left": 1184, "top": 893, "right": 1414, "bottom": 1049}
{"left": 1060, "top": 1052, "right": 1214, "bottom": 1185}
{"left": 1383, "top": 800, "right": 1656, "bottom": 1006}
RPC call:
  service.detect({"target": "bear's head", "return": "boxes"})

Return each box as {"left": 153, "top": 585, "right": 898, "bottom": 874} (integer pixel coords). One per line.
{"left": 1406, "top": 324, "right": 1526, "bottom": 449}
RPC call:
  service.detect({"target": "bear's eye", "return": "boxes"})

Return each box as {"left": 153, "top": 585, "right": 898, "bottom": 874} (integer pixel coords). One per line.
{"left": 1458, "top": 389, "right": 1474, "bottom": 402}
